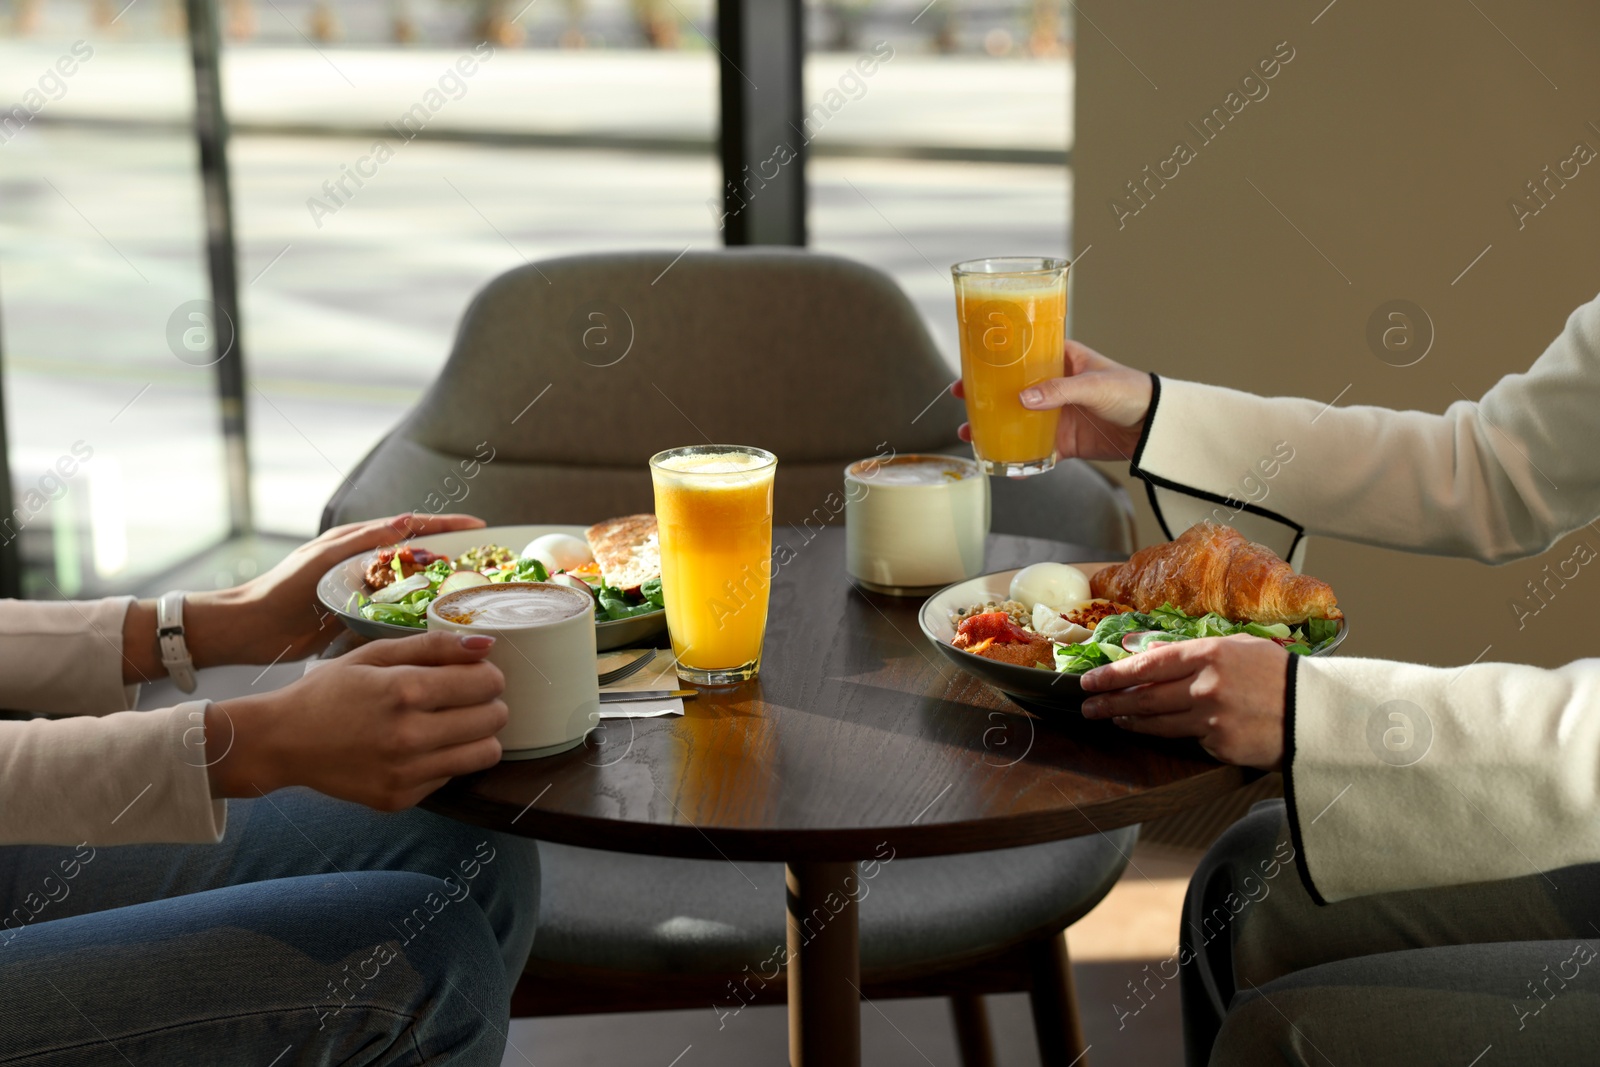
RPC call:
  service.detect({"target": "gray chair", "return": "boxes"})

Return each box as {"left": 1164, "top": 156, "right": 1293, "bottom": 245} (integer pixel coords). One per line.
{"left": 323, "top": 249, "right": 1138, "bottom": 1063}
{"left": 320, "top": 249, "right": 1133, "bottom": 550}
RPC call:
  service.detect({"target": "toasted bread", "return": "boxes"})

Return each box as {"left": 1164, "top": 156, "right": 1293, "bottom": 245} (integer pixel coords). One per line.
{"left": 585, "top": 514, "right": 660, "bottom": 591}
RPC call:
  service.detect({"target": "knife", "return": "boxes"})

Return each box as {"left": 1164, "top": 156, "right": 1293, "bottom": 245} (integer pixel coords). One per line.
{"left": 597, "top": 689, "right": 696, "bottom": 703}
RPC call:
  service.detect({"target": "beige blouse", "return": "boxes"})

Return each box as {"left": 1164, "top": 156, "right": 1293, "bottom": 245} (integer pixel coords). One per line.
{"left": 0, "top": 596, "right": 227, "bottom": 845}
{"left": 1133, "top": 291, "right": 1600, "bottom": 903}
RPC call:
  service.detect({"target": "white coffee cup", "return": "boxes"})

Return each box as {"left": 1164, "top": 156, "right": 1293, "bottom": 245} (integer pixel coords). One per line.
{"left": 845, "top": 453, "right": 990, "bottom": 595}
{"left": 427, "top": 582, "right": 599, "bottom": 760}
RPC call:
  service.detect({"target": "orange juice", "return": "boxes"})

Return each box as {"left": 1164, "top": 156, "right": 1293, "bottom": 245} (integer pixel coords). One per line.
{"left": 952, "top": 258, "right": 1070, "bottom": 477}
{"left": 650, "top": 446, "right": 777, "bottom": 684}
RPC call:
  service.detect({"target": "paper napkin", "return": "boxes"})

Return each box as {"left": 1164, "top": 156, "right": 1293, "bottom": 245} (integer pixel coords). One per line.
{"left": 596, "top": 649, "right": 685, "bottom": 719}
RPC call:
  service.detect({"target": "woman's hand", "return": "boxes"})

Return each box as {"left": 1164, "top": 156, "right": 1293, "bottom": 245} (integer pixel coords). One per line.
{"left": 952, "top": 340, "right": 1154, "bottom": 462}
{"left": 205, "top": 630, "right": 508, "bottom": 811}
{"left": 182, "top": 512, "right": 487, "bottom": 668}
{"left": 1078, "top": 634, "right": 1290, "bottom": 769}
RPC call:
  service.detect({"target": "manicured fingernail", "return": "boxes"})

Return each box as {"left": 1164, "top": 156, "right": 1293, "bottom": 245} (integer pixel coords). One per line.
{"left": 1020, "top": 387, "right": 1043, "bottom": 406}
{"left": 460, "top": 635, "right": 495, "bottom": 650}
{"left": 1082, "top": 698, "right": 1104, "bottom": 718}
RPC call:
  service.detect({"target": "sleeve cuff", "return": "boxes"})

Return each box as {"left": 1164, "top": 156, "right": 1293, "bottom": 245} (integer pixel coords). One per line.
{"left": 164, "top": 701, "right": 229, "bottom": 844}
{"left": 1127, "top": 376, "right": 1305, "bottom": 563}
{"left": 1128, "top": 371, "right": 1162, "bottom": 474}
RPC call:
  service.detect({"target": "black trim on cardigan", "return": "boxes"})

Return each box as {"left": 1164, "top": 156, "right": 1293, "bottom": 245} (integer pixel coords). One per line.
{"left": 1128, "top": 372, "right": 1162, "bottom": 473}
{"left": 1124, "top": 374, "right": 1308, "bottom": 548}
{"left": 1144, "top": 479, "right": 1175, "bottom": 541}
{"left": 1280, "top": 653, "right": 1329, "bottom": 907}
{"left": 1136, "top": 470, "right": 1308, "bottom": 540}
{"left": 1286, "top": 527, "right": 1305, "bottom": 564}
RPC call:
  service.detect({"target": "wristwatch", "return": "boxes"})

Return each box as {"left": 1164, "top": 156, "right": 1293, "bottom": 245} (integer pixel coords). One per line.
{"left": 157, "top": 590, "right": 198, "bottom": 694}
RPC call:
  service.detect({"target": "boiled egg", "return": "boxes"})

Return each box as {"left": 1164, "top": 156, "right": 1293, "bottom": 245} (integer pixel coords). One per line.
{"left": 1008, "top": 562, "right": 1091, "bottom": 614}
{"left": 1032, "top": 603, "right": 1094, "bottom": 644}
{"left": 521, "top": 533, "right": 593, "bottom": 573}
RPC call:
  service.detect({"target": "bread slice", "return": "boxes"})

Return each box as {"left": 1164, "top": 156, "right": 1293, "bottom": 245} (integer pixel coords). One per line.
{"left": 585, "top": 514, "right": 661, "bottom": 591}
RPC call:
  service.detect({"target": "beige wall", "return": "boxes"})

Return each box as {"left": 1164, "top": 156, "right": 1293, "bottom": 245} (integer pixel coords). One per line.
{"left": 1072, "top": 0, "right": 1600, "bottom": 667}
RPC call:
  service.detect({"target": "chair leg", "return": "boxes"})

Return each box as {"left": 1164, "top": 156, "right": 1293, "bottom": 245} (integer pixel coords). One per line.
{"left": 949, "top": 994, "right": 997, "bottom": 1067}
{"left": 1027, "top": 931, "right": 1088, "bottom": 1065}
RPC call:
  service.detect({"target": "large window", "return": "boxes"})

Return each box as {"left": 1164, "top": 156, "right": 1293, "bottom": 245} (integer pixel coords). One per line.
{"left": 1, "top": 21, "right": 230, "bottom": 597}
{"left": 3, "top": 0, "right": 1072, "bottom": 588}
{"left": 226, "top": 38, "right": 722, "bottom": 534}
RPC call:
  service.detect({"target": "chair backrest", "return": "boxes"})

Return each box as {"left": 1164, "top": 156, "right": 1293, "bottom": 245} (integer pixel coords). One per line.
{"left": 322, "top": 249, "right": 1133, "bottom": 554}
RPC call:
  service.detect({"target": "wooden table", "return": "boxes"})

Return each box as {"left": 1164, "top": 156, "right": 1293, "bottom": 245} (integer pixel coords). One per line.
{"left": 425, "top": 528, "right": 1246, "bottom": 1066}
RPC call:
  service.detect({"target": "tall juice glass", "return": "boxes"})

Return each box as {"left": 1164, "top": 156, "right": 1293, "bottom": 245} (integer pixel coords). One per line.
{"left": 650, "top": 445, "right": 777, "bottom": 685}
{"left": 952, "top": 256, "right": 1070, "bottom": 477}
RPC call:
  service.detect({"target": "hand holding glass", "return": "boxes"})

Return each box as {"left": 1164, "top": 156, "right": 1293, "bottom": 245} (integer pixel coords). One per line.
{"left": 952, "top": 257, "right": 1070, "bottom": 477}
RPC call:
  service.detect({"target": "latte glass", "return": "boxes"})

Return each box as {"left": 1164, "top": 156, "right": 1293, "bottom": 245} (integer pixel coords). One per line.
{"left": 845, "top": 454, "right": 989, "bottom": 595}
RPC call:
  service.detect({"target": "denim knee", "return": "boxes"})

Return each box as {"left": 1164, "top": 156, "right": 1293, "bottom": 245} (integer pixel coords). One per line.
{"left": 245, "top": 789, "right": 541, "bottom": 982}
{"left": 310, "top": 870, "right": 512, "bottom": 1067}
{"left": 368, "top": 811, "right": 540, "bottom": 982}
{"left": 467, "top": 830, "right": 540, "bottom": 980}
{"left": 0, "top": 870, "right": 514, "bottom": 1067}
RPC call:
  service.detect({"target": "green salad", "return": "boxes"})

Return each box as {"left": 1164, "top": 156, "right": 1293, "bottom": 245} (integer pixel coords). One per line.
{"left": 597, "top": 577, "right": 665, "bottom": 622}
{"left": 352, "top": 544, "right": 666, "bottom": 629}
{"left": 1053, "top": 603, "right": 1340, "bottom": 675}
{"left": 356, "top": 557, "right": 463, "bottom": 629}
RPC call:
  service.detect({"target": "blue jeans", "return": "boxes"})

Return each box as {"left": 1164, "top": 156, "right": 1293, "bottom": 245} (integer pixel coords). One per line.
{"left": 0, "top": 788, "right": 540, "bottom": 1065}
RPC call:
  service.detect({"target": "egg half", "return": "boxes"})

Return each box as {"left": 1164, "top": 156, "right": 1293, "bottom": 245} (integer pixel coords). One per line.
{"left": 521, "top": 533, "right": 593, "bottom": 573}
{"left": 1008, "top": 562, "right": 1091, "bottom": 614}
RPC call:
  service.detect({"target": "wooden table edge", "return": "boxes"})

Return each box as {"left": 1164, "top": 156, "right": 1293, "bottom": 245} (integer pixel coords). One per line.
{"left": 422, "top": 761, "right": 1248, "bottom": 861}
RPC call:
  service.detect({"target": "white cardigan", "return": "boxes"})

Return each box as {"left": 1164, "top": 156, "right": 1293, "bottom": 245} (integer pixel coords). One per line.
{"left": 0, "top": 597, "right": 226, "bottom": 845}
{"left": 1133, "top": 292, "right": 1600, "bottom": 903}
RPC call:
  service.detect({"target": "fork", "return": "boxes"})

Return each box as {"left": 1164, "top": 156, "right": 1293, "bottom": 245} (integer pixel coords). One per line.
{"left": 598, "top": 648, "right": 656, "bottom": 687}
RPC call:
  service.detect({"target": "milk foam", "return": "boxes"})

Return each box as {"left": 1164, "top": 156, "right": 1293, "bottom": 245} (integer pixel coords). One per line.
{"left": 436, "top": 584, "right": 590, "bottom": 627}
{"left": 852, "top": 456, "right": 973, "bottom": 486}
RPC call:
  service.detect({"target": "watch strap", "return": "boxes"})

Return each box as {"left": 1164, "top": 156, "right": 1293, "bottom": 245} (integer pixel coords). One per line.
{"left": 156, "top": 590, "right": 198, "bottom": 694}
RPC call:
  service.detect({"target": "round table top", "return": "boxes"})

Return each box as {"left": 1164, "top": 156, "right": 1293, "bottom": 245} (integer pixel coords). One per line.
{"left": 423, "top": 528, "right": 1247, "bottom": 861}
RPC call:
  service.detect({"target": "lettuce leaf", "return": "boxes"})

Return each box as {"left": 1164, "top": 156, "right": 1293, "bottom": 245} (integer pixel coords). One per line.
{"left": 490, "top": 558, "right": 550, "bottom": 583}
{"left": 1145, "top": 603, "right": 1238, "bottom": 638}
{"left": 1122, "top": 630, "right": 1192, "bottom": 654}
{"left": 1243, "top": 621, "right": 1292, "bottom": 640}
{"left": 359, "top": 599, "right": 429, "bottom": 628}
{"left": 1092, "top": 613, "right": 1154, "bottom": 643}
{"left": 1055, "top": 640, "right": 1113, "bottom": 674}
{"left": 597, "top": 585, "right": 661, "bottom": 622}
{"left": 1306, "top": 617, "right": 1340, "bottom": 645}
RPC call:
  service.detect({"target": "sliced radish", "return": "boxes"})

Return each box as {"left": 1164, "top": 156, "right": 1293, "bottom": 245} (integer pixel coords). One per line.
{"left": 551, "top": 573, "right": 597, "bottom": 601}
{"left": 438, "top": 571, "right": 491, "bottom": 596}
{"left": 370, "top": 573, "right": 431, "bottom": 604}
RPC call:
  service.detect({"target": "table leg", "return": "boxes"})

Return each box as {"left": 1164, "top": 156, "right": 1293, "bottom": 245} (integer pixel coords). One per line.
{"left": 785, "top": 860, "right": 861, "bottom": 1067}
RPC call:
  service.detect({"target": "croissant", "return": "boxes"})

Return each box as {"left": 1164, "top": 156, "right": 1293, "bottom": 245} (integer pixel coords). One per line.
{"left": 1090, "top": 522, "right": 1342, "bottom": 625}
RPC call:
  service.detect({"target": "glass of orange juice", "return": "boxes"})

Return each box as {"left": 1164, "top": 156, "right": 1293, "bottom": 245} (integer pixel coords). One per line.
{"left": 951, "top": 256, "right": 1070, "bottom": 477}
{"left": 649, "top": 444, "right": 777, "bottom": 685}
